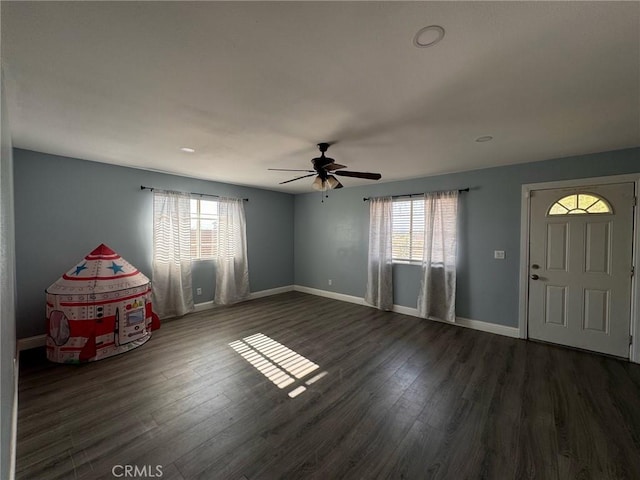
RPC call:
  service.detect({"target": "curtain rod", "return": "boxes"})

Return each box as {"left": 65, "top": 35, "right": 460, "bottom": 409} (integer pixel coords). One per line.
{"left": 140, "top": 185, "right": 248, "bottom": 201}
{"left": 363, "top": 188, "right": 469, "bottom": 202}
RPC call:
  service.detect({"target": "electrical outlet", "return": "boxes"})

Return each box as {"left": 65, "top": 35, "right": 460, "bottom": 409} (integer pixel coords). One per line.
{"left": 328, "top": 279, "right": 333, "bottom": 286}
{"left": 196, "top": 287, "right": 202, "bottom": 295}
{"left": 494, "top": 250, "right": 505, "bottom": 260}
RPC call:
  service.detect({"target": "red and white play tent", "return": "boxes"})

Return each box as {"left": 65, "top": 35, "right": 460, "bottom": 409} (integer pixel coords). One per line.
{"left": 46, "top": 243, "right": 159, "bottom": 363}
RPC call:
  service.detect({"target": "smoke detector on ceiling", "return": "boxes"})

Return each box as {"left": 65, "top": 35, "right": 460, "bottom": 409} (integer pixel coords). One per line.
{"left": 413, "top": 25, "right": 445, "bottom": 48}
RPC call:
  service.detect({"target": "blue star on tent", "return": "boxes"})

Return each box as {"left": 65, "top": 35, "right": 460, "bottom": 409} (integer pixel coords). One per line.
{"left": 107, "top": 262, "right": 125, "bottom": 274}
{"left": 72, "top": 263, "right": 88, "bottom": 276}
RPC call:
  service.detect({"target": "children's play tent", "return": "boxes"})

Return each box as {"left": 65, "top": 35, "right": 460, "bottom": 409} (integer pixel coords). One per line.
{"left": 46, "top": 244, "right": 159, "bottom": 363}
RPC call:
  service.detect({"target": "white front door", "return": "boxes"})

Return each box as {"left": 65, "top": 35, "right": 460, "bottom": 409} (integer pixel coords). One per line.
{"left": 528, "top": 183, "right": 635, "bottom": 358}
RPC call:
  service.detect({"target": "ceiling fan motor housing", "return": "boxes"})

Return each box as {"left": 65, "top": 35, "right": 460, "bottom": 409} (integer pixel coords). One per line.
{"left": 312, "top": 143, "right": 334, "bottom": 177}
{"left": 312, "top": 156, "right": 334, "bottom": 177}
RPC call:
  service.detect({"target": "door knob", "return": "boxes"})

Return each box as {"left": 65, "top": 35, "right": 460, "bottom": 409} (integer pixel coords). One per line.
{"left": 530, "top": 274, "right": 540, "bottom": 280}
{"left": 531, "top": 264, "right": 540, "bottom": 269}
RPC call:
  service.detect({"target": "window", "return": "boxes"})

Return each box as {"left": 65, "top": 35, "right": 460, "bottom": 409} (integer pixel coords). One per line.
{"left": 392, "top": 199, "right": 425, "bottom": 262}
{"left": 391, "top": 196, "right": 458, "bottom": 264}
{"left": 190, "top": 198, "right": 218, "bottom": 259}
{"left": 548, "top": 193, "right": 612, "bottom": 216}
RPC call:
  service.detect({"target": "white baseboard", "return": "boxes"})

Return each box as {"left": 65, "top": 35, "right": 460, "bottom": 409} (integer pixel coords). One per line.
{"left": 16, "top": 334, "right": 46, "bottom": 351}
{"left": 455, "top": 316, "right": 520, "bottom": 338}
{"left": 390, "top": 304, "right": 419, "bottom": 317}
{"left": 391, "top": 303, "right": 519, "bottom": 338}
{"left": 193, "top": 285, "right": 295, "bottom": 313}
{"left": 193, "top": 301, "right": 215, "bottom": 312}
{"left": 293, "top": 285, "right": 367, "bottom": 306}
{"left": 249, "top": 285, "right": 294, "bottom": 300}
{"left": 293, "top": 285, "right": 520, "bottom": 339}
{"left": 17, "top": 285, "right": 519, "bottom": 352}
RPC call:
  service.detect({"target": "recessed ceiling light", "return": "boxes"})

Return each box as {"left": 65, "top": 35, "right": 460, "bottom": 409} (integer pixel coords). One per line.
{"left": 180, "top": 147, "right": 196, "bottom": 153}
{"left": 413, "top": 25, "right": 445, "bottom": 48}
{"left": 475, "top": 136, "right": 493, "bottom": 143}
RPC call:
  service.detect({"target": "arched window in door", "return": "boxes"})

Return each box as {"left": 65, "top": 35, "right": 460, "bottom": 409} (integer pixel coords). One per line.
{"left": 548, "top": 193, "right": 612, "bottom": 216}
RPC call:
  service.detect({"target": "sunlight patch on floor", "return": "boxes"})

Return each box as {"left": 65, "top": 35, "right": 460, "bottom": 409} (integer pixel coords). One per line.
{"left": 229, "top": 333, "right": 326, "bottom": 398}
{"left": 305, "top": 371, "right": 328, "bottom": 385}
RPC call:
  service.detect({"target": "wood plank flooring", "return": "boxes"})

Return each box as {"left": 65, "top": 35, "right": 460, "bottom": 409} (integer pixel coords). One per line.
{"left": 16, "top": 291, "right": 640, "bottom": 479}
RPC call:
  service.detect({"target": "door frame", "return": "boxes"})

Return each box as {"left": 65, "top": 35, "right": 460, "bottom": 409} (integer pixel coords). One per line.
{"left": 518, "top": 173, "right": 640, "bottom": 362}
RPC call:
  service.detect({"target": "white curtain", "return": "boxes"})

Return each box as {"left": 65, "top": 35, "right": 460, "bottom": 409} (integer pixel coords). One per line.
{"left": 152, "top": 190, "right": 194, "bottom": 318}
{"left": 215, "top": 197, "right": 250, "bottom": 305}
{"left": 365, "top": 196, "right": 394, "bottom": 310}
{"left": 417, "top": 190, "right": 459, "bottom": 322}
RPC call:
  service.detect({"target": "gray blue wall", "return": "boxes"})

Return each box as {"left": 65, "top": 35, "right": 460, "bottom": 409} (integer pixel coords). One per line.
{"left": 294, "top": 147, "right": 640, "bottom": 327}
{"left": 13, "top": 149, "right": 295, "bottom": 338}
{"left": 1, "top": 68, "right": 17, "bottom": 480}
{"left": 13, "top": 146, "right": 640, "bottom": 339}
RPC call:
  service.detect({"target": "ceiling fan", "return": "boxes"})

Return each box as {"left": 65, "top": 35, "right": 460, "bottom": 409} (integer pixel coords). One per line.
{"left": 269, "top": 143, "right": 382, "bottom": 190}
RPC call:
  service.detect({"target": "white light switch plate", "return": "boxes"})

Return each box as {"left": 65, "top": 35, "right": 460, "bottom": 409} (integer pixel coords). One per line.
{"left": 494, "top": 250, "right": 505, "bottom": 260}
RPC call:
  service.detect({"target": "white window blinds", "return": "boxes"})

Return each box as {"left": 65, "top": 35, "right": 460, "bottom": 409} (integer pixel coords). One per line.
{"left": 190, "top": 198, "right": 219, "bottom": 259}
{"left": 392, "top": 198, "right": 425, "bottom": 262}
{"left": 392, "top": 196, "right": 457, "bottom": 265}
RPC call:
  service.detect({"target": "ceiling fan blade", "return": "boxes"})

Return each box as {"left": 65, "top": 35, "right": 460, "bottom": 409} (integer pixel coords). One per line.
{"left": 334, "top": 170, "right": 382, "bottom": 180}
{"left": 279, "top": 173, "right": 317, "bottom": 185}
{"left": 323, "top": 163, "right": 346, "bottom": 171}
{"left": 269, "top": 168, "right": 315, "bottom": 172}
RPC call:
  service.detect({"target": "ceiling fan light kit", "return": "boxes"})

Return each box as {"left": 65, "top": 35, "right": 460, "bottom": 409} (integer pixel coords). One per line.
{"left": 312, "top": 175, "right": 343, "bottom": 191}
{"left": 269, "top": 142, "right": 382, "bottom": 192}
{"left": 312, "top": 176, "right": 324, "bottom": 191}
{"left": 325, "top": 175, "right": 342, "bottom": 190}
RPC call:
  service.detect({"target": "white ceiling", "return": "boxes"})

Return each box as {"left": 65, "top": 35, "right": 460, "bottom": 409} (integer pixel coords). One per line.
{"left": 2, "top": 1, "right": 639, "bottom": 193}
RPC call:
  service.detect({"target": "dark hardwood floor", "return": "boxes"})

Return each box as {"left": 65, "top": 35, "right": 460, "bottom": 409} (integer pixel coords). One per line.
{"left": 16, "top": 292, "right": 640, "bottom": 479}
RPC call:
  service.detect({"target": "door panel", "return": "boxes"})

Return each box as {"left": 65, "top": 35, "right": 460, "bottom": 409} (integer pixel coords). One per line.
{"left": 545, "top": 285, "right": 567, "bottom": 326}
{"left": 585, "top": 221, "right": 611, "bottom": 274}
{"left": 583, "top": 289, "right": 609, "bottom": 332}
{"left": 528, "top": 183, "right": 634, "bottom": 358}
{"left": 546, "top": 223, "right": 569, "bottom": 271}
